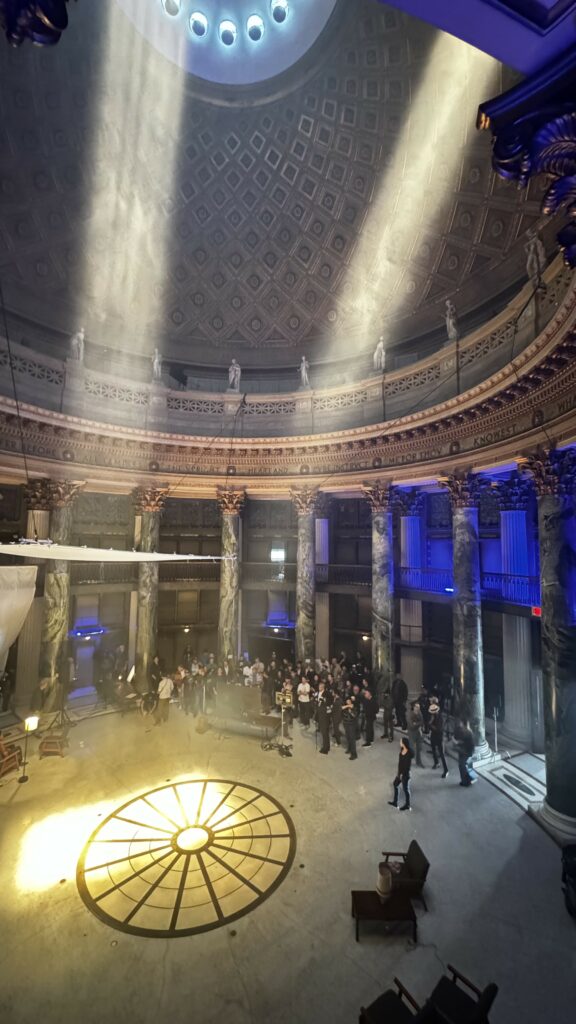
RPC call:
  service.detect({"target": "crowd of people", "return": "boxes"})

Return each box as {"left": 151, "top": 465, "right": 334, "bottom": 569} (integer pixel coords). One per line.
{"left": 139, "top": 647, "right": 478, "bottom": 802}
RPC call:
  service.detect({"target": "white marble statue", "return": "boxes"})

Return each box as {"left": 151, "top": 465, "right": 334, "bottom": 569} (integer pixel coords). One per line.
{"left": 69, "top": 326, "right": 85, "bottom": 362}
{"left": 152, "top": 348, "right": 162, "bottom": 382}
{"left": 299, "top": 355, "right": 310, "bottom": 389}
{"left": 445, "top": 300, "right": 459, "bottom": 343}
{"left": 373, "top": 336, "right": 386, "bottom": 372}
{"left": 525, "top": 228, "right": 546, "bottom": 287}
{"left": 228, "top": 358, "right": 241, "bottom": 392}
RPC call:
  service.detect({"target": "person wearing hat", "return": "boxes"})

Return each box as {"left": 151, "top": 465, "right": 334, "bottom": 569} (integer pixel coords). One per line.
{"left": 428, "top": 701, "right": 449, "bottom": 777}
{"left": 388, "top": 736, "right": 413, "bottom": 810}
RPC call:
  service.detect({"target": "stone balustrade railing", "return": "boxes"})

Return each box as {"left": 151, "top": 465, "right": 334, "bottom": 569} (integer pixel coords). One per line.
{"left": 0, "top": 257, "right": 570, "bottom": 439}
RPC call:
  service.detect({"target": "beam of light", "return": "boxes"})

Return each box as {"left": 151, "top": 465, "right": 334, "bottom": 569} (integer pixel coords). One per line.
{"left": 78, "top": 0, "right": 187, "bottom": 351}
{"left": 330, "top": 33, "right": 500, "bottom": 357}
{"left": 16, "top": 804, "right": 113, "bottom": 892}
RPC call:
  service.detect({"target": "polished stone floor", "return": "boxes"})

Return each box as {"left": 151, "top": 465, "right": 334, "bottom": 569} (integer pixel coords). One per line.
{"left": 0, "top": 708, "right": 573, "bottom": 1024}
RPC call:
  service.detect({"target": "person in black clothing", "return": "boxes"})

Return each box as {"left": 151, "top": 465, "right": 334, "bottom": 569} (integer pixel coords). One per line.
{"left": 388, "top": 737, "right": 413, "bottom": 811}
{"left": 453, "top": 720, "right": 477, "bottom": 787}
{"left": 342, "top": 694, "right": 358, "bottom": 760}
{"left": 361, "top": 687, "right": 379, "bottom": 747}
{"left": 428, "top": 702, "right": 449, "bottom": 778}
{"left": 150, "top": 655, "right": 163, "bottom": 694}
{"left": 331, "top": 690, "right": 343, "bottom": 746}
{"left": 391, "top": 673, "right": 408, "bottom": 730}
{"left": 315, "top": 681, "right": 332, "bottom": 754}
{"left": 381, "top": 689, "right": 394, "bottom": 742}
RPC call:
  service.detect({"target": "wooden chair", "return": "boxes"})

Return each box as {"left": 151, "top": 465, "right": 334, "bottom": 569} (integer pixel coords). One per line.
{"left": 428, "top": 965, "right": 498, "bottom": 1023}
{"left": 381, "top": 839, "right": 430, "bottom": 910}
{"left": 351, "top": 889, "right": 417, "bottom": 943}
{"left": 0, "top": 736, "right": 21, "bottom": 777}
{"left": 360, "top": 977, "right": 421, "bottom": 1023}
{"left": 39, "top": 728, "right": 69, "bottom": 758}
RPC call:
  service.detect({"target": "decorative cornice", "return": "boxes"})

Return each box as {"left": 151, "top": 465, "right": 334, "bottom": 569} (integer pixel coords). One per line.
{"left": 132, "top": 486, "right": 168, "bottom": 514}
{"left": 217, "top": 488, "right": 246, "bottom": 516}
{"left": 362, "top": 480, "right": 393, "bottom": 513}
{"left": 518, "top": 448, "right": 576, "bottom": 498}
{"left": 24, "top": 478, "right": 85, "bottom": 510}
{"left": 290, "top": 486, "right": 319, "bottom": 516}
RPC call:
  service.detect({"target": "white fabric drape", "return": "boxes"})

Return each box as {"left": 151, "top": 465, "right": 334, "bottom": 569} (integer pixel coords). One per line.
{"left": 0, "top": 565, "right": 37, "bottom": 673}
{"left": 0, "top": 544, "right": 225, "bottom": 563}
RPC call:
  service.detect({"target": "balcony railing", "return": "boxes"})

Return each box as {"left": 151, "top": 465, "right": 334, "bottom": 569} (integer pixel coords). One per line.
{"left": 316, "top": 564, "right": 371, "bottom": 586}
{"left": 480, "top": 572, "right": 540, "bottom": 606}
{"left": 398, "top": 565, "right": 540, "bottom": 606}
{"left": 241, "top": 562, "right": 297, "bottom": 585}
{"left": 398, "top": 567, "right": 453, "bottom": 593}
{"left": 159, "top": 562, "right": 220, "bottom": 583}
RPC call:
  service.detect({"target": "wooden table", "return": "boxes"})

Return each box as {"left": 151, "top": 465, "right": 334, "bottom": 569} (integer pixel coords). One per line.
{"left": 351, "top": 889, "right": 417, "bottom": 943}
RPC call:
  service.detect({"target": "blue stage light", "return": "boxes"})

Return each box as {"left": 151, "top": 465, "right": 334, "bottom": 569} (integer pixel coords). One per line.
{"left": 219, "top": 19, "right": 237, "bottom": 46}
{"left": 190, "top": 12, "right": 208, "bottom": 37}
{"left": 247, "top": 15, "right": 265, "bottom": 41}
{"left": 270, "top": 0, "right": 289, "bottom": 24}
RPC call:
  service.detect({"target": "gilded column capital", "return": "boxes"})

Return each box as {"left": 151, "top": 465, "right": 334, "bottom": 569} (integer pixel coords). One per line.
{"left": 25, "top": 479, "right": 85, "bottom": 510}
{"left": 362, "top": 480, "right": 393, "bottom": 514}
{"left": 290, "top": 486, "right": 319, "bottom": 516}
{"left": 314, "top": 491, "right": 332, "bottom": 519}
{"left": 518, "top": 448, "right": 576, "bottom": 499}
{"left": 24, "top": 479, "right": 54, "bottom": 512}
{"left": 132, "top": 486, "right": 168, "bottom": 514}
{"left": 217, "top": 488, "right": 246, "bottom": 516}
{"left": 392, "top": 486, "right": 425, "bottom": 517}
{"left": 495, "top": 474, "right": 533, "bottom": 512}
{"left": 437, "top": 470, "right": 484, "bottom": 510}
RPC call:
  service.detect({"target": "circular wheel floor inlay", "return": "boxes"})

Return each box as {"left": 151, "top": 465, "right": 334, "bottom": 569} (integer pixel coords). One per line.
{"left": 76, "top": 779, "right": 296, "bottom": 937}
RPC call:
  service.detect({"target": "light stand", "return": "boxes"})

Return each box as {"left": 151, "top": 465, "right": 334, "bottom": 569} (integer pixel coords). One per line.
{"left": 492, "top": 705, "right": 511, "bottom": 761}
{"left": 18, "top": 715, "right": 39, "bottom": 785}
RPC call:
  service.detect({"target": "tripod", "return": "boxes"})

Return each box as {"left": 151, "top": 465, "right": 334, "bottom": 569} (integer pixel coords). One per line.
{"left": 262, "top": 702, "right": 293, "bottom": 756}
{"left": 43, "top": 680, "right": 75, "bottom": 733}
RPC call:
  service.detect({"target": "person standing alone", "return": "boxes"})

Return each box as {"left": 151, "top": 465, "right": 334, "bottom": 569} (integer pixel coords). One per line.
{"left": 388, "top": 737, "right": 413, "bottom": 811}
{"left": 342, "top": 694, "right": 359, "bottom": 760}
{"left": 407, "top": 700, "right": 425, "bottom": 767}
{"left": 428, "top": 701, "right": 449, "bottom": 777}
{"left": 155, "top": 673, "right": 174, "bottom": 725}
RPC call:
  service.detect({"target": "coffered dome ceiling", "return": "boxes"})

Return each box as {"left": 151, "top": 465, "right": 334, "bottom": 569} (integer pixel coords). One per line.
{"left": 0, "top": 0, "right": 548, "bottom": 368}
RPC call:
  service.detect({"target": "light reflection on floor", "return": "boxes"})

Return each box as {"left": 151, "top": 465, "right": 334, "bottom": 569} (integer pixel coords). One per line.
{"left": 76, "top": 779, "right": 296, "bottom": 937}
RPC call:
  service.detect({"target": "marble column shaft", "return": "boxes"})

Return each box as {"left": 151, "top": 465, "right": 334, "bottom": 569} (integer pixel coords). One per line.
{"left": 536, "top": 489, "right": 576, "bottom": 819}
{"left": 295, "top": 510, "right": 316, "bottom": 664}
{"left": 452, "top": 504, "right": 488, "bottom": 755}
{"left": 371, "top": 505, "right": 394, "bottom": 693}
{"left": 218, "top": 511, "right": 241, "bottom": 662}
{"left": 135, "top": 509, "right": 160, "bottom": 693}
{"left": 39, "top": 486, "right": 82, "bottom": 681}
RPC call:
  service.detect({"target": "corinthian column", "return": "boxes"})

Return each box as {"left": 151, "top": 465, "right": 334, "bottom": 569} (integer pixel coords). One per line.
{"left": 217, "top": 489, "right": 245, "bottom": 662}
{"left": 440, "top": 472, "right": 490, "bottom": 758}
{"left": 291, "top": 487, "right": 318, "bottom": 664}
{"left": 39, "top": 480, "right": 85, "bottom": 681}
{"left": 363, "top": 481, "right": 394, "bottom": 696}
{"left": 133, "top": 487, "right": 167, "bottom": 693}
{"left": 521, "top": 449, "right": 576, "bottom": 841}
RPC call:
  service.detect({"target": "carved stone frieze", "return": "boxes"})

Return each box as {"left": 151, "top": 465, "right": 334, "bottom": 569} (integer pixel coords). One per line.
{"left": 132, "top": 487, "right": 168, "bottom": 514}
{"left": 217, "top": 488, "right": 246, "bottom": 516}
